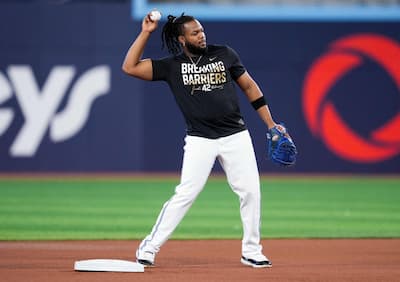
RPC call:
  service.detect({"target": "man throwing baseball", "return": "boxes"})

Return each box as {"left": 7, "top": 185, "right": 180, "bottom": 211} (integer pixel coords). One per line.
{"left": 122, "top": 11, "right": 279, "bottom": 268}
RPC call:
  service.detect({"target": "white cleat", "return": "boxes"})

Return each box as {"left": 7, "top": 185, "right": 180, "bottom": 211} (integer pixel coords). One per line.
{"left": 241, "top": 255, "right": 272, "bottom": 268}
{"left": 136, "top": 250, "right": 155, "bottom": 267}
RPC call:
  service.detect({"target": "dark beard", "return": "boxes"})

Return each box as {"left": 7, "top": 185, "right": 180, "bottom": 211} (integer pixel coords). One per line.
{"left": 186, "top": 42, "right": 207, "bottom": 55}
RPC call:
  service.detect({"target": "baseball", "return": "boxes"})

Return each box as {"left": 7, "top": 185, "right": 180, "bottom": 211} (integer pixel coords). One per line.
{"left": 150, "top": 10, "right": 161, "bottom": 21}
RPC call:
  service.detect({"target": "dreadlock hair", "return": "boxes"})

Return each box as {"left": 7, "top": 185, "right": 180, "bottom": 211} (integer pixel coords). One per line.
{"left": 161, "top": 13, "right": 196, "bottom": 55}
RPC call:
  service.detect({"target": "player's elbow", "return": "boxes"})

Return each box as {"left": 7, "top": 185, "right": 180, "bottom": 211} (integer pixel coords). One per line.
{"left": 122, "top": 65, "right": 142, "bottom": 79}
{"left": 121, "top": 64, "right": 135, "bottom": 76}
{"left": 122, "top": 59, "right": 153, "bottom": 80}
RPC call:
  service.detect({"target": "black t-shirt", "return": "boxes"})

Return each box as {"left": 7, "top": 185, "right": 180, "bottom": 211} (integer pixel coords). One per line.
{"left": 152, "top": 44, "right": 247, "bottom": 138}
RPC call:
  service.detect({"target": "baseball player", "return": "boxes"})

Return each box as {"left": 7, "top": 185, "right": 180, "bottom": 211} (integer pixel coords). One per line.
{"left": 122, "top": 12, "right": 279, "bottom": 268}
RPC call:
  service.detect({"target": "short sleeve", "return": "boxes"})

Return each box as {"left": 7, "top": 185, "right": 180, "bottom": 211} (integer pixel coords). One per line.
{"left": 227, "top": 46, "right": 246, "bottom": 81}
{"left": 152, "top": 58, "right": 170, "bottom": 81}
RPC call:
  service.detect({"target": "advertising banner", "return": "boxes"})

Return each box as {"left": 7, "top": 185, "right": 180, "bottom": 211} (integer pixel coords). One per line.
{"left": 0, "top": 2, "right": 399, "bottom": 173}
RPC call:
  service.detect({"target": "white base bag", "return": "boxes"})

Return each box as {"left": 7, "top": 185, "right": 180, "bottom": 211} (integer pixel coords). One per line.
{"left": 74, "top": 259, "right": 144, "bottom": 272}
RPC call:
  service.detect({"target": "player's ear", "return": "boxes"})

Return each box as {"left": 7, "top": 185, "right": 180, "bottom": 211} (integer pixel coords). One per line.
{"left": 178, "top": 35, "right": 185, "bottom": 46}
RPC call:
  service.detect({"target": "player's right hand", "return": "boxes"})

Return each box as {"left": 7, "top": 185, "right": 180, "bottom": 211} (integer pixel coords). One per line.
{"left": 142, "top": 12, "right": 159, "bottom": 33}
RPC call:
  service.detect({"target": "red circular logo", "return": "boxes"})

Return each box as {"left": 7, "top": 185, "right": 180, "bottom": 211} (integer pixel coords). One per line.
{"left": 303, "top": 33, "right": 400, "bottom": 163}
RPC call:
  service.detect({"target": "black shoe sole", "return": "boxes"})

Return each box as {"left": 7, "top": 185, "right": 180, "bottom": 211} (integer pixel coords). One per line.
{"left": 137, "top": 259, "right": 154, "bottom": 267}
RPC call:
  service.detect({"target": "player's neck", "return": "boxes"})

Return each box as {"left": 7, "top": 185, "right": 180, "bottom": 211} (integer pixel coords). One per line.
{"left": 183, "top": 45, "right": 207, "bottom": 58}
{"left": 183, "top": 49, "right": 198, "bottom": 58}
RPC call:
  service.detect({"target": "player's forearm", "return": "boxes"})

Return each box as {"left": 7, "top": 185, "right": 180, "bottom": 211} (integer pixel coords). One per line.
{"left": 245, "top": 86, "right": 276, "bottom": 128}
{"left": 256, "top": 105, "right": 276, "bottom": 129}
{"left": 247, "top": 87, "right": 276, "bottom": 129}
{"left": 238, "top": 74, "right": 276, "bottom": 129}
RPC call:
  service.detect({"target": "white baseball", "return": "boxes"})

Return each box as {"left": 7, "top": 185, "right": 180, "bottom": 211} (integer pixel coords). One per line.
{"left": 150, "top": 10, "right": 161, "bottom": 21}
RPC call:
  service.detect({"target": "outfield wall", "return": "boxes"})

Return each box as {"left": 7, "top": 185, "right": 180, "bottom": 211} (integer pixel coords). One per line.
{"left": 0, "top": 2, "right": 399, "bottom": 173}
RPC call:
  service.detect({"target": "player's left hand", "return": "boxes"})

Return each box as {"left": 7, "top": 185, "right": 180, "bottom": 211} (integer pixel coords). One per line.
{"left": 266, "top": 123, "right": 297, "bottom": 166}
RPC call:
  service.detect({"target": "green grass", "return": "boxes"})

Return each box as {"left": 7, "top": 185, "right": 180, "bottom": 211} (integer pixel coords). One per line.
{"left": 0, "top": 176, "right": 399, "bottom": 240}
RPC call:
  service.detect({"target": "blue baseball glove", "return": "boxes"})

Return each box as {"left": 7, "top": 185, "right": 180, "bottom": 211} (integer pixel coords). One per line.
{"left": 266, "top": 124, "right": 297, "bottom": 166}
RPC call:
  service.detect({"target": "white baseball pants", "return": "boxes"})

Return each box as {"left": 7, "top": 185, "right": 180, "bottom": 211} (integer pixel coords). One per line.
{"left": 137, "top": 130, "right": 264, "bottom": 258}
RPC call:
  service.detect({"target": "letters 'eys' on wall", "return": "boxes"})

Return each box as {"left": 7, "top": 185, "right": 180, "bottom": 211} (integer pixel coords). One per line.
{"left": 0, "top": 66, "right": 110, "bottom": 157}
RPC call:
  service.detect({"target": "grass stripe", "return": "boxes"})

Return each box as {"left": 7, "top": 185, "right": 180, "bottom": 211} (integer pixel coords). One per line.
{"left": 0, "top": 177, "right": 399, "bottom": 240}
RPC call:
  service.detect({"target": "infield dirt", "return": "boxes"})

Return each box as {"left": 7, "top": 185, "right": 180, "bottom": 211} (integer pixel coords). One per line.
{"left": 1, "top": 239, "right": 399, "bottom": 282}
